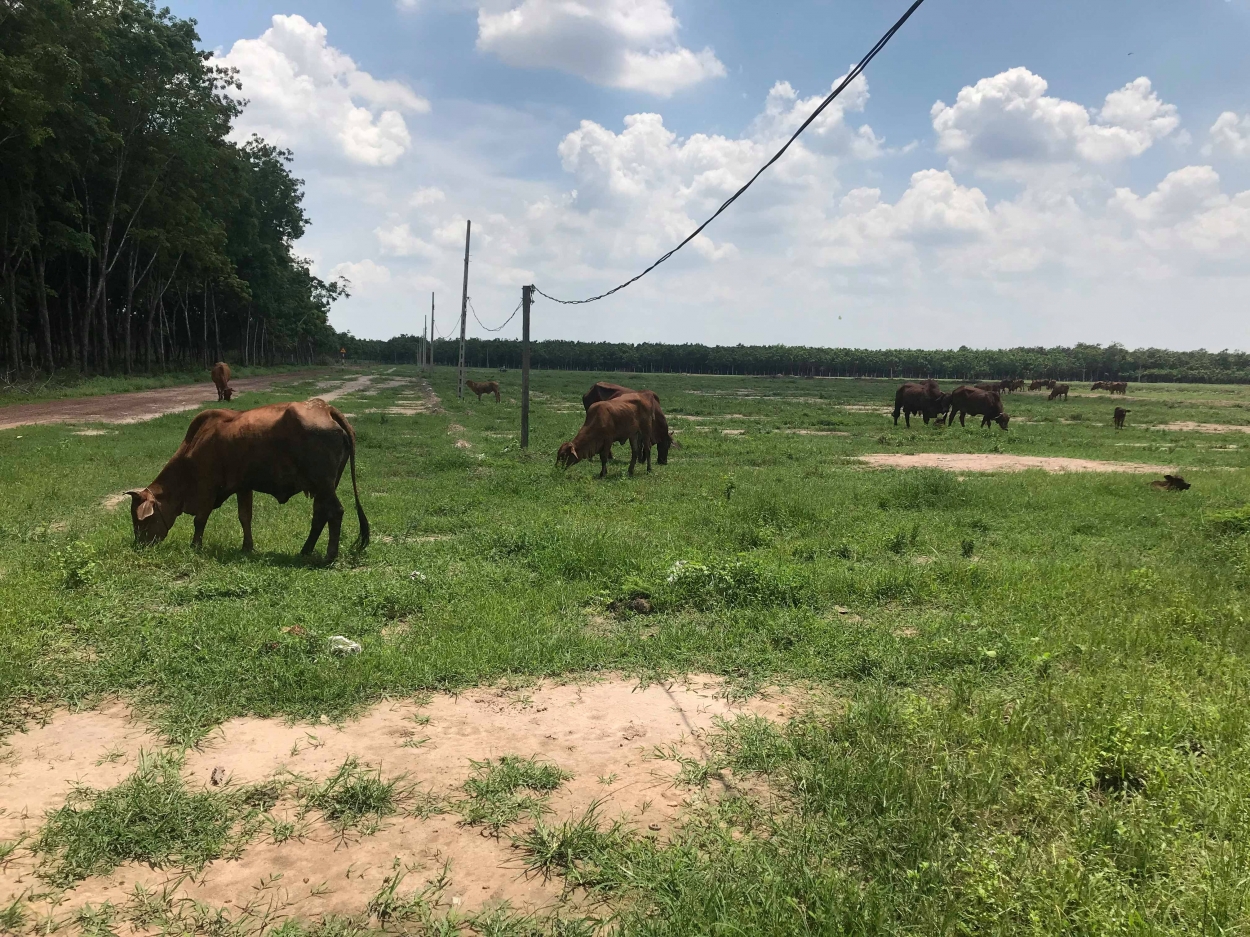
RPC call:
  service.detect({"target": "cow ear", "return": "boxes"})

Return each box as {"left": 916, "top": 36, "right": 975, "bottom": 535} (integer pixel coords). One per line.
{"left": 127, "top": 489, "right": 156, "bottom": 520}
{"left": 136, "top": 500, "right": 156, "bottom": 521}
{"left": 669, "top": 436, "right": 683, "bottom": 449}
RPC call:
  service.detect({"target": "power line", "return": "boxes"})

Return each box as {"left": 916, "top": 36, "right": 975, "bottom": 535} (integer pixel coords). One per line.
{"left": 533, "top": 0, "right": 928, "bottom": 306}
{"left": 469, "top": 297, "right": 522, "bottom": 333}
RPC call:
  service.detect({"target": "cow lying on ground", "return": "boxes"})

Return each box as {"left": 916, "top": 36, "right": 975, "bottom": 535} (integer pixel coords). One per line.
{"left": 1114, "top": 407, "right": 1130, "bottom": 429}
{"left": 948, "top": 386, "right": 1010, "bottom": 430}
{"left": 125, "top": 399, "right": 368, "bottom": 562}
{"left": 558, "top": 393, "right": 653, "bottom": 477}
{"left": 582, "top": 381, "right": 677, "bottom": 464}
{"left": 211, "top": 362, "right": 234, "bottom": 401}
{"left": 1048, "top": 383, "right": 1070, "bottom": 401}
{"left": 466, "top": 379, "right": 501, "bottom": 403}
{"left": 1151, "top": 474, "right": 1190, "bottom": 491}
{"left": 893, "top": 381, "right": 950, "bottom": 428}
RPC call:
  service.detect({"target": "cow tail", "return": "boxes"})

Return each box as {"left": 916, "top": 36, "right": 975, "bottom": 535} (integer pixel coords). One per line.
{"left": 330, "top": 407, "right": 370, "bottom": 549}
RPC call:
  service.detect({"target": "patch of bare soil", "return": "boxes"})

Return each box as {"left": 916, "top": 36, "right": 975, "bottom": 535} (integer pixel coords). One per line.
{"left": 782, "top": 429, "right": 850, "bottom": 436}
{"left": 0, "top": 370, "right": 334, "bottom": 431}
{"left": 1, "top": 678, "right": 788, "bottom": 928}
{"left": 1152, "top": 421, "right": 1250, "bottom": 434}
{"left": 857, "top": 453, "right": 1173, "bottom": 474}
{"left": 842, "top": 405, "right": 893, "bottom": 415}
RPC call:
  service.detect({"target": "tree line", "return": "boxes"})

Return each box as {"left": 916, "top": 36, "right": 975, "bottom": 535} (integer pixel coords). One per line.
{"left": 1, "top": 0, "right": 345, "bottom": 379}
{"left": 343, "top": 336, "right": 1250, "bottom": 384}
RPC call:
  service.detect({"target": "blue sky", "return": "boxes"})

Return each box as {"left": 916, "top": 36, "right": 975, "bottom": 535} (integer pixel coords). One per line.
{"left": 172, "top": 0, "right": 1250, "bottom": 349}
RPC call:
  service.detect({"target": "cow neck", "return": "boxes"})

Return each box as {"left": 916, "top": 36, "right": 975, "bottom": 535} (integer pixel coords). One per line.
{"left": 149, "top": 453, "right": 194, "bottom": 518}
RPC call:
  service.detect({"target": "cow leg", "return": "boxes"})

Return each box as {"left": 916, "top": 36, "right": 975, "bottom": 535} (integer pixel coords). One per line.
{"left": 324, "top": 494, "right": 346, "bottom": 563}
{"left": 599, "top": 448, "right": 610, "bottom": 478}
{"left": 627, "top": 443, "right": 638, "bottom": 476}
{"left": 237, "top": 490, "right": 254, "bottom": 553}
{"left": 958, "top": 411, "right": 966, "bottom": 427}
{"left": 302, "top": 499, "right": 329, "bottom": 557}
{"left": 192, "top": 513, "right": 209, "bottom": 550}
{"left": 904, "top": 411, "right": 911, "bottom": 428}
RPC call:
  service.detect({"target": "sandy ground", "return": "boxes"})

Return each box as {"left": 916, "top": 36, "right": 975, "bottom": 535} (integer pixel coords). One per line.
{"left": 857, "top": 453, "right": 1174, "bottom": 474}
{"left": 0, "top": 677, "right": 790, "bottom": 930}
{"left": 0, "top": 370, "right": 338, "bottom": 431}
{"left": 1152, "top": 421, "right": 1250, "bottom": 434}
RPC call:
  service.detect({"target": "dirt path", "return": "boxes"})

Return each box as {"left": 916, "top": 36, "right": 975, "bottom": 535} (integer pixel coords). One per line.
{"left": 0, "top": 370, "right": 340, "bottom": 431}
{"left": 858, "top": 453, "right": 1174, "bottom": 474}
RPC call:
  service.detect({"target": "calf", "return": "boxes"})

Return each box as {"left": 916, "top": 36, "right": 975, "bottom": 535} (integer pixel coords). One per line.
{"left": 893, "top": 381, "right": 950, "bottom": 428}
{"left": 1113, "top": 407, "right": 1130, "bottom": 429}
{"left": 948, "top": 386, "right": 1010, "bottom": 430}
{"left": 581, "top": 381, "right": 677, "bottom": 464}
{"left": 1048, "top": 383, "right": 1070, "bottom": 401}
{"left": 466, "top": 379, "right": 501, "bottom": 403}
{"left": 211, "top": 362, "right": 234, "bottom": 401}
{"left": 125, "top": 399, "right": 368, "bottom": 562}
{"left": 558, "top": 393, "right": 653, "bottom": 478}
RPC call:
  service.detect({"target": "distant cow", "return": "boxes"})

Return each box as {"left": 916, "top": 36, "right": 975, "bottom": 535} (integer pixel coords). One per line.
{"left": 558, "top": 393, "right": 653, "bottom": 477}
{"left": 1048, "top": 383, "right": 1070, "bottom": 401}
{"left": 1005, "top": 379, "right": 1024, "bottom": 393}
{"left": 1113, "top": 407, "right": 1130, "bottom": 429}
{"left": 1151, "top": 474, "right": 1190, "bottom": 491}
{"left": 949, "top": 386, "right": 1010, "bottom": 430}
{"left": 893, "top": 381, "right": 950, "bottom": 428}
{"left": 125, "top": 399, "right": 368, "bottom": 563}
{"left": 466, "top": 379, "right": 501, "bottom": 403}
{"left": 581, "top": 381, "right": 677, "bottom": 464}
{"left": 211, "top": 362, "right": 234, "bottom": 401}
{"left": 974, "top": 382, "right": 1002, "bottom": 393}
{"left": 1108, "top": 381, "right": 1128, "bottom": 395}
{"left": 1029, "top": 379, "right": 1057, "bottom": 391}
{"left": 1091, "top": 381, "right": 1108, "bottom": 391}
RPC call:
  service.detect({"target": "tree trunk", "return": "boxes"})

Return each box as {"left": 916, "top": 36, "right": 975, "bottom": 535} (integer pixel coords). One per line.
{"left": 123, "top": 250, "right": 137, "bottom": 373}
{"left": 144, "top": 291, "right": 157, "bottom": 370}
{"left": 4, "top": 260, "right": 19, "bottom": 373}
{"left": 81, "top": 254, "right": 93, "bottom": 372}
{"left": 33, "top": 249, "right": 55, "bottom": 372}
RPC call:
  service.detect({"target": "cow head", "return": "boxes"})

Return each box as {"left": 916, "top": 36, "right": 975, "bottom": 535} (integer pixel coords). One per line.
{"left": 556, "top": 442, "right": 580, "bottom": 469}
{"left": 126, "top": 488, "right": 171, "bottom": 544}
{"left": 657, "top": 431, "right": 681, "bottom": 465}
{"left": 222, "top": 385, "right": 234, "bottom": 401}
{"left": 995, "top": 413, "right": 1011, "bottom": 431}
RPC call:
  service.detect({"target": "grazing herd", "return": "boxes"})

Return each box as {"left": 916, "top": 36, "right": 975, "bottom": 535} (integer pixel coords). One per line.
{"left": 894, "top": 375, "right": 1139, "bottom": 432}
{"left": 121, "top": 363, "right": 1168, "bottom": 559}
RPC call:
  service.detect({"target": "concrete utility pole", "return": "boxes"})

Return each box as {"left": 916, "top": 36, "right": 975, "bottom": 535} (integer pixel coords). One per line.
{"left": 429, "top": 292, "right": 434, "bottom": 369}
{"left": 422, "top": 315, "right": 427, "bottom": 370}
{"left": 457, "top": 221, "right": 470, "bottom": 399}
{"left": 521, "top": 284, "right": 533, "bottom": 448}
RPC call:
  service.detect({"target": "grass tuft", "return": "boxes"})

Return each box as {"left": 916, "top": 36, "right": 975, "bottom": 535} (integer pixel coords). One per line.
{"left": 460, "top": 756, "right": 572, "bottom": 833}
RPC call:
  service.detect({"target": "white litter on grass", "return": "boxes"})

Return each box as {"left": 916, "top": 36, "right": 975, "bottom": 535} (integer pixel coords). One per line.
{"left": 328, "top": 636, "right": 362, "bottom": 656}
{"left": 409, "top": 570, "right": 427, "bottom": 583}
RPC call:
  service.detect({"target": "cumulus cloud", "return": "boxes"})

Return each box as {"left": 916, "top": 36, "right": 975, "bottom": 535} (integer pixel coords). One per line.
{"left": 1204, "top": 111, "right": 1250, "bottom": 158}
{"left": 476, "top": 0, "right": 725, "bottom": 95}
{"left": 931, "top": 68, "right": 1179, "bottom": 173}
{"left": 218, "top": 14, "right": 429, "bottom": 166}
{"left": 375, "top": 223, "right": 440, "bottom": 258}
{"left": 330, "top": 258, "right": 392, "bottom": 291}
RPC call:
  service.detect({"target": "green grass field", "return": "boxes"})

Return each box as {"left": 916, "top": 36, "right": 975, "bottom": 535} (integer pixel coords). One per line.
{"left": 3, "top": 366, "right": 1250, "bottom": 934}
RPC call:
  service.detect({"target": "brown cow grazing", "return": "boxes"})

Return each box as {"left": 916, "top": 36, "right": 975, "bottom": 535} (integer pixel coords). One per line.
{"left": 948, "top": 386, "right": 1010, "bottom": 430}
{"left": 893, "top": 381, "right": 951, "bottom": 428}
{"left": 558, "top": 393, "right": 653, "bottom": 478}
{"left": 581, "top": 381, "right": 677, "bottom": 464}
{"left": 1151, "top": 474, "right": 1190, "bottom": 491}
{"left": 125, "top": 399, "right": 368, "bottom": 562}
{"left": 1048, "top": 383, "right": 1070, "bottom": 401}
{"left": 1113, "top": 407, "right": 1130, "bottom": 429}
{"left": 1028, "top": 379, "right": 1048, "bottom": 391}
{"left": 1108, "top": 381, "right": 1128, "bottom": 395}
{"left": 1091, "top": 381, "right": 1108, "bottom": 391}
{"left": 1005, "top": 379, "right": 1024, "bottom": 393}
{"left": 211, "top": 362, "right": 234, "bottom": 401}
{"left": 465, "top": 379, "right": 501, "bottom": 403}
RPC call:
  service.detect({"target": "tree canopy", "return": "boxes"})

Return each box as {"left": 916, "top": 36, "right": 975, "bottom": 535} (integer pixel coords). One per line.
{"left": 0, "top": 0, "right": 345, "bottom": 377}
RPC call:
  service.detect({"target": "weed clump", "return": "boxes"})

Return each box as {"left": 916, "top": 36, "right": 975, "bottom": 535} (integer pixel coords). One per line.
{"left": 35, "top": 752, "right": 235, "bottom": 885}
{"left": 662, "top": 557, "right": 805, "bottom": 609}
{"left": 300, "top": 757, "right": 406, "bottom": 832}
{"left": 460, "top": 756, "right": 572, "bottom": 833}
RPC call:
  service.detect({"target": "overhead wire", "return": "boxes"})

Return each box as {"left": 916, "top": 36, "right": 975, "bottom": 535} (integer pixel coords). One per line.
{"left": 469, "top": 297, "right": 522, "bottom": 333}
{"left": 533, "top": 0, "right": 928, "bottom": 306}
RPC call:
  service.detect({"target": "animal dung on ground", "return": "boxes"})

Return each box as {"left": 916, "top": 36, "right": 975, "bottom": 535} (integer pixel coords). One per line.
{"left": 210, "top": 766, "right": 227, "bottom": 786}
{"left": 1151, "top": 474, "right": 1191, "bottom": 491}
{"left": 609, "top": 595, "right": 653, "bottom": 616}
{"left": 328, "top": 635, "right": 363, "bottom": 655}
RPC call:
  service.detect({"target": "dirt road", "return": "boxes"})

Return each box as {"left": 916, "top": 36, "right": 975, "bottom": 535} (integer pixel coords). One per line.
{"left": 0, "top": 370, "right": 335, "bottom": 432}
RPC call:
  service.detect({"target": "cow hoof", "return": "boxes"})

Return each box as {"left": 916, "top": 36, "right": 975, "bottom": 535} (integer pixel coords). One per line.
{"left": 241, "top": 542, "right": 254, "bottom": 553}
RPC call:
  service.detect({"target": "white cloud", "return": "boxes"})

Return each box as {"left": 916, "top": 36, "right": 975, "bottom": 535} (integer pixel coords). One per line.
{"left": 476, "top": 0, "right": 725, "bottom": 95}
{"left": 218, "top": 14, "right": 428, "bottom": 166}
{"left": 410, "top": 186, "right": 446, "bottom": 207}
{"left": 331, "top": 259, "right": 392, "bottom": 292}
{"left": 375, "top": 223, "right": 440, "bottom": 258}
{"left": 931, "top": 68, "right": 1179, "bottom": 174}
{"left": 1204, "top": 111, "right": 1250, "bottom": 158}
